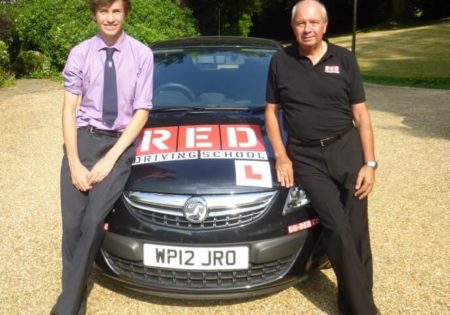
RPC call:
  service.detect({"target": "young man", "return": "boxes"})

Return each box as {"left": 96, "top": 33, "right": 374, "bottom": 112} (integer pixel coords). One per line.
{"left": 52, "top": 0, "right": 153, "bottom": 314}
{"left": 265, "top": 1, "right": 379, "bottom": 314}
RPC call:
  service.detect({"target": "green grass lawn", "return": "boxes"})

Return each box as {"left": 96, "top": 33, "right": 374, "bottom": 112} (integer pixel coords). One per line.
{"left": 330, "top": 20, "right": 450, "bottom": 89}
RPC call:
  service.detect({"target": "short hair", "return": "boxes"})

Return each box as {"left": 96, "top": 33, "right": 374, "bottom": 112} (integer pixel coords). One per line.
{"left": 291, "top": 0, "right": 328, "bottom": 24}
{"left": 87, "top": 0, "right": 131, "bottom": 16}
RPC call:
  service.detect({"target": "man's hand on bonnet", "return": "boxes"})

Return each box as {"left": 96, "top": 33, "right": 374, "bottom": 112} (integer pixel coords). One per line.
{"left": 276, "top": 155, "right": 294, "bottom": 188}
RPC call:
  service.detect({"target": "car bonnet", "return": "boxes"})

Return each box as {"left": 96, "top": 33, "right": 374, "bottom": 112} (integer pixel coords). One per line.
{"left": 126, "top": 111, "right": 279, "bottom": 194}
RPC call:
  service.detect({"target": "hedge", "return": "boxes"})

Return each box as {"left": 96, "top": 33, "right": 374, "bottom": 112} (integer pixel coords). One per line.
{"left": 14, "top": 0, "right": 199, "bottom": 69}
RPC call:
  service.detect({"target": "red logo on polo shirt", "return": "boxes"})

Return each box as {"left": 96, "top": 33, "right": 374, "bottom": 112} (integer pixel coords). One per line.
{"left": 325, "top": 65, "right": 340, "bottom": 74}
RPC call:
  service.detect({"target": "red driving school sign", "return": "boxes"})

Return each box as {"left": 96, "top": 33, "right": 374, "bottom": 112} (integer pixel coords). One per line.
{"left": 134, "top": 124, "right": 268, "bottom": 165}
{"left": 134, "top": 124, "right": 273, "bottom": 188}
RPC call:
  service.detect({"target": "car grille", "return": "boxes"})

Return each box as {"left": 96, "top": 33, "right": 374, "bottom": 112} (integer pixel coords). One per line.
{"left": 102, "top": 250, "right": 294, "bottom": 289}
{"left": 123, "top": 191, "right": 278, "bottom": 230}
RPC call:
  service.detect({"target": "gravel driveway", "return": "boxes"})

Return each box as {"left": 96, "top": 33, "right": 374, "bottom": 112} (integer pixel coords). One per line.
{"left": 0, "top": 80, "right": 449, "bottom": 315}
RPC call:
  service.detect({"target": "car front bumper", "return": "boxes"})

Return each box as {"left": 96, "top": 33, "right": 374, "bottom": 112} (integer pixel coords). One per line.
{"left": 95, "top": 229, "right": 317, "bottom": 299}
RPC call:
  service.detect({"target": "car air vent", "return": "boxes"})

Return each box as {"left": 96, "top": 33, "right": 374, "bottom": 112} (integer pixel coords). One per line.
{"left": 124, "top": 191, "right": 278, "bottom": 230}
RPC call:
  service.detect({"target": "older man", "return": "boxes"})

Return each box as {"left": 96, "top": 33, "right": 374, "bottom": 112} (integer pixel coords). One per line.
{"left": 52, "top": 0, "right": 153, "bottom": 314}
{"left": 265, "top": 1, "right": 378, "bottom": 314}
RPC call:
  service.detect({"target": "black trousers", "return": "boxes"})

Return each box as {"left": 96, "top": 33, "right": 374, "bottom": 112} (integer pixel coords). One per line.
{"left": 56, "top": 128, "right": 134, "bottom": 315}
{"left": 288, "top": 128, "right": 377, "bottom": 315}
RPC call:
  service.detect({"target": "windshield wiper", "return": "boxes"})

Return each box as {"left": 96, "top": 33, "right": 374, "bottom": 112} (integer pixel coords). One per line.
{"left": 200, "top": 106, "right": 249, "bottom": 111}
{"left": 247, "top": 106, "right": 266, "bottom": 114}
{"left": 152, "top": 106, "right": 249, "bottom": 113}
{"left": 152, "top": 107, "right": 204, "bottom": 113}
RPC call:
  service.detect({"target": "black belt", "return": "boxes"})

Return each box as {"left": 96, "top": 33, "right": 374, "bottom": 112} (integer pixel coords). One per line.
{"left": 289, "top": 125, "right": 354, "bottom": 147}
{"left": 86, "top": 126, "right": 122, "bottom": 138}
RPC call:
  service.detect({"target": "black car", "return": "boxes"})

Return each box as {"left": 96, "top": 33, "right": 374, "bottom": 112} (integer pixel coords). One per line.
{"left": 95, "top": 36, "right": 328, "bottom": 299}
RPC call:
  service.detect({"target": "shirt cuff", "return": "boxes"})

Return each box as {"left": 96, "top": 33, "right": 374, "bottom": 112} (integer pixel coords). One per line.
{"left": 133, "top": 101, "right": 153, "bottom": 111}
{"left": 64, "top": 86, "right": 82, "bottom": 95}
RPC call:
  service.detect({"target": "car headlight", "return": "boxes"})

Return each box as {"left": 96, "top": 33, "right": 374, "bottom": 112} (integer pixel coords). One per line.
{"left": 282, "top": 186, "right": 311, "bottom": 215}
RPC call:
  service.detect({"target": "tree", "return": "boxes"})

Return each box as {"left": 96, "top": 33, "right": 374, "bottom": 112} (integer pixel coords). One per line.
{"left": 408, "top": 0, "right": 450, "bottom": 19}
{"left": 174, "top": 0, "right": 189, "bottom": 6}
{"left": 391, "top": 0, "right": 410, "bottom": 22}
{"left": 185, "top": 0, "right": 264, "bottom": 36}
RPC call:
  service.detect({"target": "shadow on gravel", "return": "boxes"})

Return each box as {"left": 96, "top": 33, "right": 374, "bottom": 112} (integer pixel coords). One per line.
{"left": 294, "top": 270, "right": 340, "bottom": 315}
{"left": 366, "top": 84, "right": 450, "bottom": 140}
{"left": 90, "top": 269, "right": 340, "bottom": 312}
{"left": 90, "top": 269, "right": 268, "bottom": 307}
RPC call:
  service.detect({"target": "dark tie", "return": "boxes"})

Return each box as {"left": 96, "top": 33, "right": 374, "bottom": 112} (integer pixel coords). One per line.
{"left": 102, "top": 47, "right": 118, "bottom": 127}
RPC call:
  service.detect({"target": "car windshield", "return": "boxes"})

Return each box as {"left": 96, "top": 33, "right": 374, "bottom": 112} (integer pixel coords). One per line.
{"left": 152, "top": 47, "right": 277, "bottom": 110}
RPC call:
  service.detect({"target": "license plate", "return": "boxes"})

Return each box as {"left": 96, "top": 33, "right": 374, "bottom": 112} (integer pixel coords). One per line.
{"left": 143, "top": 244, "right": 249, "bottom": 270}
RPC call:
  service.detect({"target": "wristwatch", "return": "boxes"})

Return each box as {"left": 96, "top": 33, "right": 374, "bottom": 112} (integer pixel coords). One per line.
{"left": 365, "top": 160, "right": 378, "bottom": 169}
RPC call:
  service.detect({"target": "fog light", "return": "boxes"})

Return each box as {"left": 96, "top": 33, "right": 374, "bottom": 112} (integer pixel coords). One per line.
{"left": 282, "top": 186, "right": 311, "bottom": 215}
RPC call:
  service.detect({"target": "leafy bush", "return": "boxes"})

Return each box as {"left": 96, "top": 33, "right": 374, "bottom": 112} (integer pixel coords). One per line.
{"left": 14, "top": 0, "right": 198, "bottom": 69}
{"left": 0, "top": 40, "right": 9, "bottom": 67}
{"left": 15, "top": 0, "right": 96, "bottom": 68}
{"left": 15, "top": 50, "right": 51, "bottom": 78}
{"left": 126, "top": 0, "right": 198, "bottom": 43}
{"left": 0, "top": 67, "right": 14, "bottom": 86}
{"left": 0, "top": 39, "right": 14, "bottom": 86}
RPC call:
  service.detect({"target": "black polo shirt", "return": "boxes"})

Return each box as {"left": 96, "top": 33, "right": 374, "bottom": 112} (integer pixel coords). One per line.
{"left": 266, "top": 42, "right": 365, "bottom": 140}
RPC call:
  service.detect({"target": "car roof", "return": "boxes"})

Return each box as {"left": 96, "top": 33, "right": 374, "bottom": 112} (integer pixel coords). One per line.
{"left": 150, "top": 36, "right": 281, "bottom": 50}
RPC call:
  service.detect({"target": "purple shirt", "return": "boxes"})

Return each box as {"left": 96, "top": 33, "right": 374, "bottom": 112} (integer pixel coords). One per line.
{"left": 63, "top": 32, "right": 153, "bottom": 132}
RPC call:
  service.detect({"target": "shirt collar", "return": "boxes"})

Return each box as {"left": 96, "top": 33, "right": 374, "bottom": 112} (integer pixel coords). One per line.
{"left": 323, "top": 40, "right": 336, "bottom": 60}
{"left": 288, "top": 39, "right": 335, "bottom": 61}
{"left": 95, "top": 31, "right": 127, "bottom": 52}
